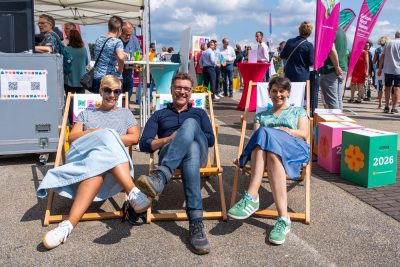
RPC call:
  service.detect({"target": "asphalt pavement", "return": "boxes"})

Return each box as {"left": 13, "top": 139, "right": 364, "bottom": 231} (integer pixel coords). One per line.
{"left": 0, "top": 88, "right": 399, "bottom": 266}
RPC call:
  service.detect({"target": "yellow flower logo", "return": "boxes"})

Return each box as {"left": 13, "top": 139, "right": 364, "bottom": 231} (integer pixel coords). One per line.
{"left": 344, "top": 144, "right": 365, "bottom": 172}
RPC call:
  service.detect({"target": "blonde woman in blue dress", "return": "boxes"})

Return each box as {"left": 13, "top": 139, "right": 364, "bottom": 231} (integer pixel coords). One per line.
{"left": 228, "top": 77, "right": 310, "bottom": 245}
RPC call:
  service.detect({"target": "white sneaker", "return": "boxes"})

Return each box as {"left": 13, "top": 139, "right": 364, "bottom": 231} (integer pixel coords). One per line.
{"left": 214, "top": 95, "right": 220, "bottom": 100}
{"left": 42, "top": 220, "right": 73, "bottom": 250}
{"left": 218, "top": 92, "right": 224, "bottom": 98}
{"left": 129, "top": 189, "right": 152, "bottom": 213}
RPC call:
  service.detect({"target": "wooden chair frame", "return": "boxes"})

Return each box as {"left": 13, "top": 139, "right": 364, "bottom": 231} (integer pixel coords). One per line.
{"left": 43, "top": 92, "right": 131, "bottom": 226}
{"left": 230, "top": 81, "right": 313, "bottom": 224}
{"left": 146, "top": 91, "right": 227, "bottom": 223}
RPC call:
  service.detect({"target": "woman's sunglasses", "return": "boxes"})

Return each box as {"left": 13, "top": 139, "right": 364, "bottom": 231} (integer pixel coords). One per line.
{"left": 103, "top": 87, "right": 122, "bottom": 97}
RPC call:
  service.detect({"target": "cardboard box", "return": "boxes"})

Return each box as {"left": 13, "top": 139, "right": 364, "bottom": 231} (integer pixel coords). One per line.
{"left": 313, "top": 113, "right": 356, "bottom": 155}
{"left": 318, "top": 122, "right": 364, "bottom": 173}
{"left": 340, "top": 128, "right": 398, "bottom": 188}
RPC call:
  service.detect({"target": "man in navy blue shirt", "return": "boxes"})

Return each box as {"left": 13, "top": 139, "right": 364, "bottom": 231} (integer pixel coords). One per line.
{"left": 138, "top": 72, "right": 214, "bottom": 255}
{"left": 120, "top": 22, "right": 141, "bottom": 100}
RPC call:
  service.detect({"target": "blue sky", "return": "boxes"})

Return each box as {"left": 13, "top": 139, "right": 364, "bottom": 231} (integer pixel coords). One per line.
{"left": 81, "top": 0, "right": 399, "bottom": 51}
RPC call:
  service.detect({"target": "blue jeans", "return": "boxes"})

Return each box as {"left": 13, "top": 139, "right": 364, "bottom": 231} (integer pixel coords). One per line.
{"left": 221, "top": 64, "right": 234, "bottom": 95}
{"left": 215, "top": 66, "right": 221, "bottom": 94}
{"left": 158, "top": 118, "right": 208, "bottom": 216}
{"left": 203, "top": 66, "right": 216, "bottom": 96}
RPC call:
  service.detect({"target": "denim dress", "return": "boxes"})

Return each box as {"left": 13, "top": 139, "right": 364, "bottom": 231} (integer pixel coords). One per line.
{"left": 37, "top": 129, "right": 133, "bottom": 201}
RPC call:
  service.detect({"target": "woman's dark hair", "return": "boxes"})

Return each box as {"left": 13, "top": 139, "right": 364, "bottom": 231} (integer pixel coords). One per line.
{"left": 268, "top": 77, "right": 291, "bottom": 93}
{"left": 68, "top": 30, "right": 84, "bottom": 48}
{"left": 108, "top": 16, "right": 123, "bottom": 33}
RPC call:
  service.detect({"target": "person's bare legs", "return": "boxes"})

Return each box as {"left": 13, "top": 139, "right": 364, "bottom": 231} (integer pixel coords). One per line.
{"left": 266, "top": 151, "right": 288, "bottom": 218}
{"left": 110, "top": 162, "right": 136, "bottom": 193}
{"left": 68, "top": 175, "right": 105, "bottom": 227}
{"left": 247, "top": 146, "right": 267, "bottom": 200}
{"left": 384, "top": 86, "right": 391, "bottom": 107}
{"left": 377, "top": 90, "right": 383, "bottom": 108}
{"left": 391, "top": 87, "right": 399, "bottom": 110}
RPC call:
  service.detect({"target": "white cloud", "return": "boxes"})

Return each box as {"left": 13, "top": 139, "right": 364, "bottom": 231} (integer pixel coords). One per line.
{"left": 172, "top": 7, "right": 193, "bottom": 19}
{"left": 193, "top": 13, "right": 217, "bottom": 32}
{"left": 151, "top": 0, "right": 177, "bottom": 10}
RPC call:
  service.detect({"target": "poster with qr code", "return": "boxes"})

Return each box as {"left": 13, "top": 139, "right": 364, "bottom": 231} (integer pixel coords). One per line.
{"left": 0, "top": 69, "right": 47, "bottom": 100}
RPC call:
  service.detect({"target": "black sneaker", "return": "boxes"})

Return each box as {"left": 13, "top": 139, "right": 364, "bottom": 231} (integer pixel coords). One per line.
{"left": 189, "top": 221, "right": 210, "bottom": 255}
{"left": 136, "top": 171, "right": 165, "bottom": 199}
{"left": 363, "top": 97, "right": 371, "bottom": 101}
{"left": 391, "top": 108, "right": 399, "bottom": 114}
{"left": 384, "top": 106, "right": 390, "bottom": 113}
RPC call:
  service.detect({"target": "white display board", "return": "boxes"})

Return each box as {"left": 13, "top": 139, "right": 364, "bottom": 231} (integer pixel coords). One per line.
{"left": 0, "top": 69, "right": 47, "bottom": 100}
{"left": 256, "top": 82, "right": 306, "bottom": 114}
{"left": 180, "top": 27, "right": 191, "bottom": 74}
{"left": 73, "top": 94, "right": 123, "bottom": 121}
{"left": 158, "top": 93, "right": 206, "bottom": 110}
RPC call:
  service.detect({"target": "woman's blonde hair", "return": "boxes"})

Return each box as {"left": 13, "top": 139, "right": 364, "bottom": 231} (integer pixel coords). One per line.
{"left": 99, "top": 75, "right": 121, "bottom": 93}
{"left": 298, "top": 21, "right": 313, "bottom": 38}
{"left": 378, "top": 36, "right": 389, "bottom": 46}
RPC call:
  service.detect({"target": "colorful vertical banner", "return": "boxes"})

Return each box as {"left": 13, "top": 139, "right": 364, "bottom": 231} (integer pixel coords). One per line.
{"left": 314, "top": 0, "right": 341, "bottom": 70}
{"left": 339, "top": 8, "right": 356, "bottom": 32}
{"left": 269, "top": 13, "right": 272, "bottom": 36}
{"left": 192, "top": 35, "right": 210, "bottom": 63}
{"left": 347, "top": 0, "right": 387, "bottom": 77}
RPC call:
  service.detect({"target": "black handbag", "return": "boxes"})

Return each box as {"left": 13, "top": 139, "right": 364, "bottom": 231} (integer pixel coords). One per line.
{"left": 80, "top": 37, "right": 111, "bottom": 92}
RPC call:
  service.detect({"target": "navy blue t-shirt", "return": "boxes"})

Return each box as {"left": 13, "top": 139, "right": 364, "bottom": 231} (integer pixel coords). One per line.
{"left": 280, "top": 36, "right": 314, "bottom": 82}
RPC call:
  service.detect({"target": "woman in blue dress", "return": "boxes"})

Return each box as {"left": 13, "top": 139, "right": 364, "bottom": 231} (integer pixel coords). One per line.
{"left": 228, "top": 77, "right": 310, "bottom": 245}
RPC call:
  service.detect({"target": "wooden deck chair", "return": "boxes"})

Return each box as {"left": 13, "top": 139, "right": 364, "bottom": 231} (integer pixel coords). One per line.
{"left": 43, "top": 92, "right": 131, "bottom": 226}
{"left": 230, "top": 80, "right": 313, "bottom": 224}
{"left": 146, "top": 91, "right": 227, "bottom": 223}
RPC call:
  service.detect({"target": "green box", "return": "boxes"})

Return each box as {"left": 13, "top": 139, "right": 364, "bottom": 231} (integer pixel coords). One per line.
{"left": 340, "top": 128, "right": 398, "bottom": 188}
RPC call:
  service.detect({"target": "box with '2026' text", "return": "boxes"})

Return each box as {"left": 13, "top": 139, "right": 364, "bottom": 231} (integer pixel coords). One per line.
{"left": 340, "top": 128, "right": 398, "bottom": 188}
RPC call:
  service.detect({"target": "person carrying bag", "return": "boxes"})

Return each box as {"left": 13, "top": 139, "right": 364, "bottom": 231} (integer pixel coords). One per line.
{"left": 80, "top": 37, "right": 111, "bottom": 93}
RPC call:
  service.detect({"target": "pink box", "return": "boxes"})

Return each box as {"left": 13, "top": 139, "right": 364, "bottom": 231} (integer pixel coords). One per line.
{"left": 318, "top": 122, "right": 364, "bottom": 173}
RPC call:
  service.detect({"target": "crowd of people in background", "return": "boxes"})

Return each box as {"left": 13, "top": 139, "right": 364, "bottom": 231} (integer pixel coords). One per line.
{"left": 33, "top": 14, "right": 399, "bottom": 114}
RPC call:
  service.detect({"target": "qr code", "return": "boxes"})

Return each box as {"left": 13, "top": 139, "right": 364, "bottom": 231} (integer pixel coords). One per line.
{"left": 31, "top": 82, "right": 40, "bottom": 91}
{"left": 8, "top": 82, "right": 18, "bottom": 90}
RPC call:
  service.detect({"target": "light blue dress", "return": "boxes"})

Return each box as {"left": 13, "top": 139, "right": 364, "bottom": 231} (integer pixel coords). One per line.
{"left": 37, "top": 129, "right": 133, "bottom": 201}
{"left": 37, "top": 108, "right": 137, "bottom": 201}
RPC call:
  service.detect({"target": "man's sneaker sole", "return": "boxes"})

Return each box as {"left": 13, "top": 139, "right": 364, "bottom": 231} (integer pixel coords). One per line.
{"left": 268, "top": 228, "right": 290, "bottom": 245}
{"left": 136, "top": 175, "right": 158, "bottom": 199}
{"left": 133, "top": 202, "right": 152, "bottom": 213}
{"left": 189, "top": 246, "right": 210, "bottom": 255}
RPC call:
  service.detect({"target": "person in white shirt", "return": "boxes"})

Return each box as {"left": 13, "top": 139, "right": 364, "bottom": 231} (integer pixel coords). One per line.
{"left": 220, "top": 38, "right": 236, "bottom": 97}
{"left": 256, "top": 31, "right": 270, "bottom": 62}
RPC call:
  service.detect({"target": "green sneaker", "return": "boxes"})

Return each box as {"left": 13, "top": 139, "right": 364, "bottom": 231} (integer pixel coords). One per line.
{"left": 228, "top": 192, "right": 259, "bottom": 219}
{"left": 268, "top": 217, "right": 291, "bottom": 245}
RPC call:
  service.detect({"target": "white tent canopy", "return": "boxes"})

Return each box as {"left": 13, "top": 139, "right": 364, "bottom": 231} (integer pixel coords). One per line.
{"left": 34, "top": 0, "right": 144, "bottom": 26}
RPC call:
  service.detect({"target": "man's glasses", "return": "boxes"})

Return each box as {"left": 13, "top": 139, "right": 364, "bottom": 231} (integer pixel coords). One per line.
{"left": 103, "top": 87, "right": 122, "bottom": 97}
{"left": 173, "top": 85, "right": 192, "bottom": 92}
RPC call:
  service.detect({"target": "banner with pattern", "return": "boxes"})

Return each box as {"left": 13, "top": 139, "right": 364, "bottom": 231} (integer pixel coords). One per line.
{"left": 0, "top": 69, "right": 47, "bottom": 100}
